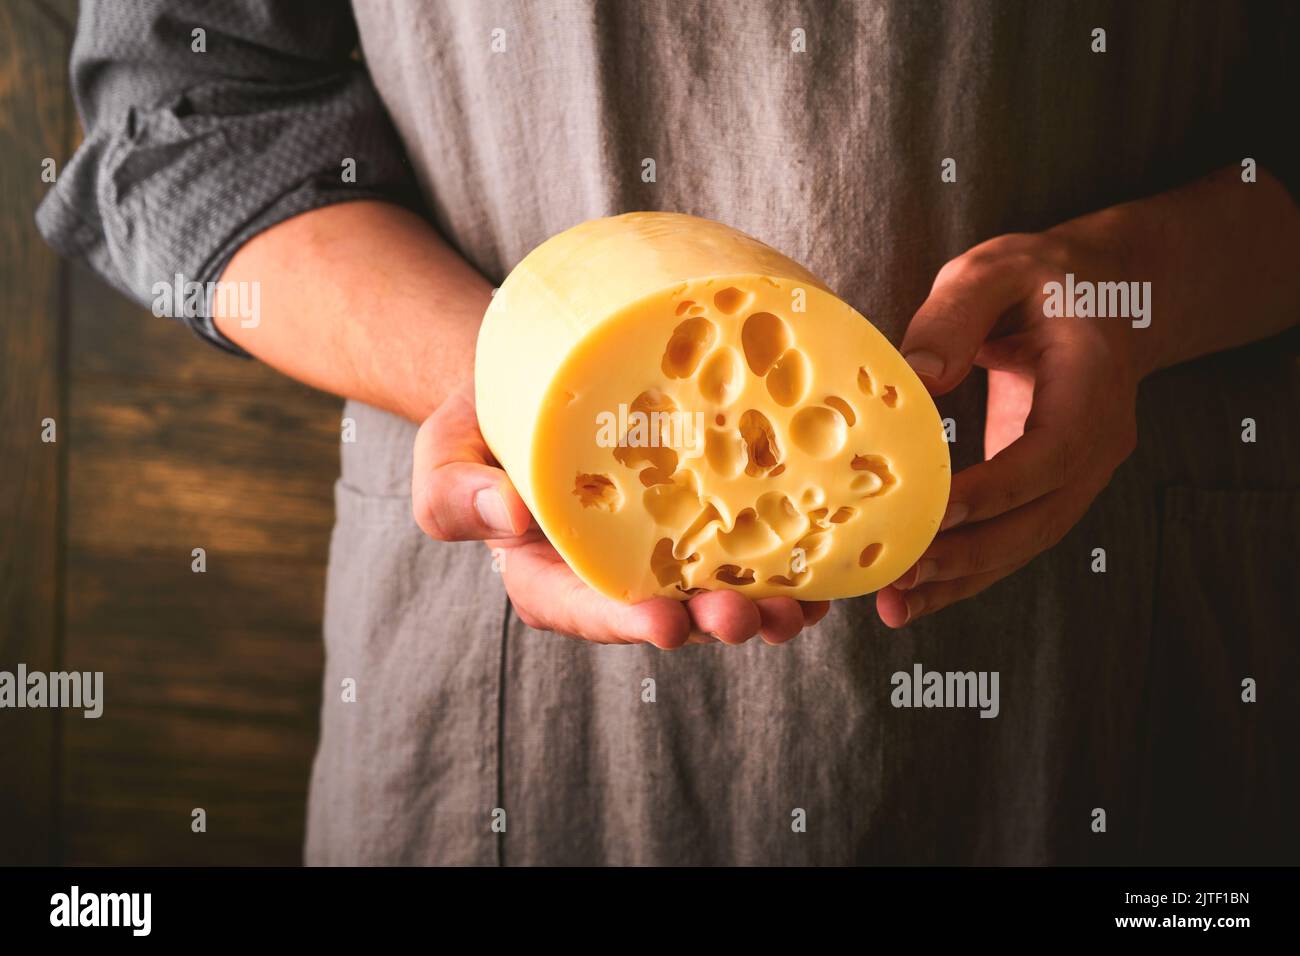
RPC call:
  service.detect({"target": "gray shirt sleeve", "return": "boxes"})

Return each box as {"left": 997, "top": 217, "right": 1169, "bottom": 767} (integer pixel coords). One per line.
{"left": 35, "top": 0, "right": 418, "bottom": 356}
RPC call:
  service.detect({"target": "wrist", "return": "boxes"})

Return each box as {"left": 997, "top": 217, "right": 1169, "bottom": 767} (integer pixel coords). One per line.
{"left": 1046, "top": 201, "right": 1168, "bottom": 383}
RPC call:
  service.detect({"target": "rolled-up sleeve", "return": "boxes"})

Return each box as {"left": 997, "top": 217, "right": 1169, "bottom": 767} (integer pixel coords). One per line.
{"left": 35, "top": 0, "right": 418, "bottom": 355}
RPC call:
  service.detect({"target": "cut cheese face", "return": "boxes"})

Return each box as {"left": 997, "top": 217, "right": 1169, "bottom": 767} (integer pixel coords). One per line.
{"left": 475, "top": 212, "right": 950, "bottom": 604}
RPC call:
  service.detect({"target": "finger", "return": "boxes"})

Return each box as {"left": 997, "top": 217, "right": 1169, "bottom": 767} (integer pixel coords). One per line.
{"left": 503, "top": 540, "right": 692, "bottom": 648}
{"left": 939, "top": 344, "right": 1106, "bottom": 532}
{"left": 799, "top": 600, "right": 831, "bottom": 627}
{"left": 895, "top": 482, "right": 1095, "bottom": 588}
{"left": 884, "top": 556, "right": 1035, "bottom": 626}
{"left": 412, "top": 389, "right": 531, "bottom": 541}
{"left": 901, "top": 244, "right": 1042, "bottom": 395}
{"left": 754, "top": 597, "right": 805, "bottom": 645}
{"left": 686, "top": 590, "right": 763, "bottom": 645}
{"left": 875, "top": 586, "right": 910, "bottom": 629}
{"left": 941, "top": 424, "right": 1086, "bottom": 532}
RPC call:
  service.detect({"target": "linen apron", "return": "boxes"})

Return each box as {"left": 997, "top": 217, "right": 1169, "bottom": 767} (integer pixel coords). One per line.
{"left": 304, "top": 0, "right": 1300, "bottom": 864}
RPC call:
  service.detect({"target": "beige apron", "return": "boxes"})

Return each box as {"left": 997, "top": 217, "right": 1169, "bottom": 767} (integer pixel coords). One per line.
{"left": 305, "top": 0, "right": 1300, "bottom": 864}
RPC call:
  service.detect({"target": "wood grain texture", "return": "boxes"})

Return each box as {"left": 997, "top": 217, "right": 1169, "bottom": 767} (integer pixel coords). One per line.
{"left": 60, "top": 270, "right": 339, "bottom": 865}
{"left": 66, "top": 374, "right": 340, "bottom": 561}
{"left": 62, "top": 546, "right": 325, "bottom": 865}
{"left": 33, "top": 0, "right": 78, "bottom": 33}
{"left": 2, "top": 2, "right": 341, "bottom": 865}
{"left": 0, "top": 0, "right": 72, "bottom": 865}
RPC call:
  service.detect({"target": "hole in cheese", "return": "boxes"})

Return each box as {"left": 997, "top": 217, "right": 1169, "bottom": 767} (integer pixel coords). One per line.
{"left": 714, "top": 564, "right": 756, "bottom": 586}
{"left": 756, "top": 492, "right": 802, "bottom": 539}
{"left": 850, "top": 454, "right": 897, "bottom": 497}
{"left": 718, "top": 508, "right": 781, "bottom": 558}
{"left": 613, "top": 389, "right": 680, "bottom": 486}
{"left": 766, "top": 348, "right": 811, "bottom": 407}
{"left": 714, "top": 286, "right": 751, "bottom": 314}
{"left": 741, "top": 312, "right": 791, "bottom": 376}
{"left": 574, "top": 473, "right": 622, "bottom": 511}
{"left": 824, "top": 395, "right": 856, "bottom": 427}
{"left": 698, "top": 346, "right": 743, "bottom": 406}
{"left": 662, "top": 316, "right": 716, "bottom": 379}
{"left": 652, "top": 536, "right": 698, "bottom": 587}
{"left": 790, "top": 406, "right": 847, "bottom": 459}
{"left": 739, "top": 409, "right": 782, "bottom": 477}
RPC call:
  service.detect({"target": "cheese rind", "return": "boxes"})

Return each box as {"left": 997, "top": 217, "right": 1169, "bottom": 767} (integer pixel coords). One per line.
{"left": 475, "top": 212, "right": 950, "bottom": 603}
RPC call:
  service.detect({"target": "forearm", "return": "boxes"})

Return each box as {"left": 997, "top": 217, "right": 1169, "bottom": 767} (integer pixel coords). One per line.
{"left": 215, "top": 200, "right": 493, "bottom": 422}
{"left": 1051, "top": 165, "right": 1300, "bottom": 379}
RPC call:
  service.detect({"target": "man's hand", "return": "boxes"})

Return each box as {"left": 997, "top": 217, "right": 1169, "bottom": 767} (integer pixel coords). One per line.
{"left": 877, "top": 164, "right": 1300, "bottom": 627}
{"left": 411, "top": 385, "right": 830, "bottom": 649}
{"left": 877, "top": 230, "right": 1140, "bottom": 627}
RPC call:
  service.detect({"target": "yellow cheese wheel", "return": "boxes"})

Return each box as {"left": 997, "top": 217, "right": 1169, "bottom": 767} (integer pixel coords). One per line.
{"left": 475, "top": 212, "right": 950, "bottom": 603}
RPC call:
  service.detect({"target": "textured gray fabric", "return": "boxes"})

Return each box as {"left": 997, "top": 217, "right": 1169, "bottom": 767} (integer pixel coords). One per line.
{"left": 40, "top": 0, "right": 1300, "bottom": 865}
{"left": 35, "top": 0, "right": 417, "bottom": 355}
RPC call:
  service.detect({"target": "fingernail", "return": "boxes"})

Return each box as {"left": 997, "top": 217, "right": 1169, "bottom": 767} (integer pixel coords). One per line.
{"left": 474, "top": 488, "right": 514, "bottom": 534}
{"left": 904, "top": 350, "right": 945, "bottom": 382}
{"left": 939, "top": 501, "right": 969, "bottom": 531}
{"left": 894, "top": 565, "right": 919, "bottom": 589}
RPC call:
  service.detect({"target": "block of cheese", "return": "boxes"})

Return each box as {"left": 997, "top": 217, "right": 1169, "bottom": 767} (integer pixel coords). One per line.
{"left": 475, "top": 212, "right": 950, "bottom": 603}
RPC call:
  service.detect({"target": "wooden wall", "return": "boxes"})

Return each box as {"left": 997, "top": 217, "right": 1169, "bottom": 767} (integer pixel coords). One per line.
{"left": 1, "top": 0, "right": 337, "bottom": 865}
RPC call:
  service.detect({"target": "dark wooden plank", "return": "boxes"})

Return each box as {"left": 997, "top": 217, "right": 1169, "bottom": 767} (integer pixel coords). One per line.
{"left": 64, "top": 708, "right": 317, "bottom": 864}
{"left": 60, "top": 535, "right": 328, "bottom": 865}
{"left": 62, "top": 265, "right": 341, "bottom": 863}
{"left": 0, "top": 0, "right": 73, "bottom": 865}
{"left": 34, "top": 0, "right": 79, "bottom": 33}
{"left": 63, "top": 549, "right": 325, "bottom": 717}
{"left": 5, "top": 0, "right": 342, "bottom": 866}
{"left": 66, "top": 376, "right": 341, "bottom": 561}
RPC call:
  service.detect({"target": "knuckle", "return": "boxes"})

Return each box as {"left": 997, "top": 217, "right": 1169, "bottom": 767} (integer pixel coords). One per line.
{"left": 935, "top": 251, "right": 984, "bottom": 286}
{"left": 971, "top": 233, "right": 1023, "bottom": 259}
{"left": 961, "top": 247, "right": 1003, "bottom": 274}
{"left": 941, "top": 233, "right": 1059, "bottom": 289}
{"left": 1003, "top": 251, "right": 1043, "bottom": 279}
{"left": 1030, "top": 233, "right": 1071, "bottom": 271}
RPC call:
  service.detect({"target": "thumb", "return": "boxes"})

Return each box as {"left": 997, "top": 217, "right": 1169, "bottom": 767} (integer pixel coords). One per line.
{"left": 411, "top": 385, "right": 532, "bottom": 541}
{"left": 900, "top": 251, "right": 1039, "bottom": 396}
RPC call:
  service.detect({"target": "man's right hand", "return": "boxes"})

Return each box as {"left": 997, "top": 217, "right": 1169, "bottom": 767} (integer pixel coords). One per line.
{"left": 411, "top": 385, "right": 831, "bottom": 649}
